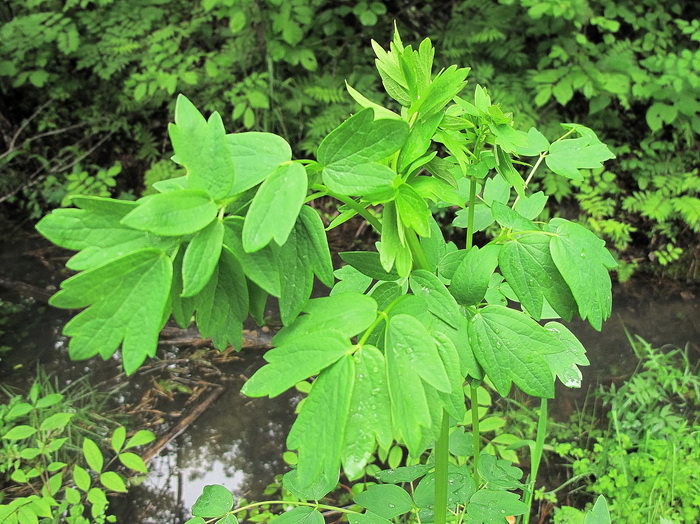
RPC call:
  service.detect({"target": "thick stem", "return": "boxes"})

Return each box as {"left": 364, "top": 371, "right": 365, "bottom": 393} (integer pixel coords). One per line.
{"left": 466, "top": 177, "right": 477, "bottom": 250}
{"left": 470, "top": 383, "right": 482, "bottom": 486}
{"left": 434, "top": 412, "right": 450, "bottom": 524}
{"left": 523, "top": 397, "right": 548, "bottom": 524}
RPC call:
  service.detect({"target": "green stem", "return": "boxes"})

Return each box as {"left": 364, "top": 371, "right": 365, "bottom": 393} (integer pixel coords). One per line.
{"left": 321, "top": 187, "right": 383, "bottom": 234}
{"left": 434, "top": 412, "right": 450, "bottom": 524}
{"left": 470, "top": 383, "right": 481, "bottom": 486}
{"left": 523, "top": 397, "right": 547, "bottom": 524}
{"left": 466, "top": 177, "right": 477, "bottom": 250}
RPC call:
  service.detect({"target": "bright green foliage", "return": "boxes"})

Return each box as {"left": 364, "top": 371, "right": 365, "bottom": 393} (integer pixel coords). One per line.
{"left": 0, "top": 370, "right": 154, "bottom": 523}
{"left": 36, "top": 31, "right": 616, "bottom": 522}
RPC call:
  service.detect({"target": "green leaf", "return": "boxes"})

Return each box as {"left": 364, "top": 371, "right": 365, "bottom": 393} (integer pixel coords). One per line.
{"left": 222, "top": 217, "right": 280, "bottom": 296}
{"left": 345, "top": 82, "right": 401, "bottom": 121}
{"left": 355, "top": 484, "right": 413, "bottom": 519}
{"left": 225, "top": 132, "right": 292, "bottom": 195}
{"left": 49, "top": 249, "right": 172, "bottom": 374}
{"left": 379, "top": 201, "right": 412, "bottom": 277}
{"left": 215, "top": 515, "right": 239, "bottom": 524}
{"left": 2, "top": 425, "right": 37, "bottom": 440}
{"left": 477, "top": 454, "right": 524, "bottom": 490}
{"left": 36, "top": 202, "right": 178, "bottom": 271}
{"left": 549, "top": 218, "right": 616, "bottom": 330}
{"left": 242, "top": 331, "right": 351, "bottom": 398}
{"left": 515, "top": 127, "right": 550, "bottom": 156}
{"left": 118, "top": 452, "right": 148, "bottom": 473}
{"left": 6, "top": 402, "right": 33, "bottom": 419}
{"left": 339, "top": 251, "right": 399, "bottom": 281}
{"left": 284, "top": 356, "right": 354, "bottom": 499}
{"left": 450, "top": 245, "right": 500, "bottom": 306}
{"left": 296, "top": 206, "right": 334, "bottom": 287}
{"left": 411, "top": 65, "right": 468, "bottom": 118}
{"left": 499, "top": 234, "right": 577, "bottom": 321}
{"left": 331, "top": 264, "right": 372, "bottom": 296}
{"left": 125, "top": 430, "right": 156, "bottom": 449}
{"left": 584, "top": 495, "right": 611, "bottom": 524}
{"left": 273, "top": 507, "right": 323, "bottom": 524}
{"left": 342, "top": 346, "right": 392, "bottom": 478}
{"left": 469, "top": 306, "right": 563, "bottom": 397}
{"left": 466, "top": 489, "right": 528, "bottom": 521}
{"left": 410, "top": 269, "right": 463, "bottom": 329}
{"left": 99, "top": 471, "right": 127, "bottom": 493}
{"left": 182, "top": 219, "right": 224, "bottom": 297}
{"left": 386, "top": 316, "right": 432, "bottom": 455}
{"left": 513, "top": 191, "right": 548, "bottom": 220}
{"left": 39, "top": 413, "right": 74, "bottom": 432}
{"left": 543, "top": 322, "right": 589, "bottom": 388}
{"left": 396, "top": 183, "right": 431, "bottom": 237}
{"left": 494, "top": 146, "right": 524, "bottom": 197}
{"left": 82, "top": 438, "right": 103, "bottom": 473}
{"left": 433, "top": 331, "right": 467, "bottom": 420}
{"left": 168, "top": 95, "right": 234, "bottom": 199}
{"left": 646, "top": 102, "right": 677, "bottom": 131}
{"left": 193, "top": 249, "right": 248, "bottom": 349}
{"left": 273, "top": 293, "right": 378, "bottom": 345}
{"left": 491, "top": 201, "right": 537, "bottom": 231}
{"left": 318, "top": 108, "right": 408, "bottom": 195}
{"left": 73, "top": 465, "right": 91, "bottom": 491}
{"left": 277, "top": 225, "right": 313, "bottom": 325}
{"left": 121, "top": 190, "right": 217, "bottom": 237}
{"left": 243, "top": 163, "right": 307, "bottom": 252}
{"left": 545, "top": 132, "right": 615, "bottom": 181}
{"left": 348, "top": 513, "right": 392, "bottom": 524}
{"left": 191, "top": 485, "right": 234, "bottom": 518}
{"left": 110, "top": 427, "right": 126, "bottom": 454}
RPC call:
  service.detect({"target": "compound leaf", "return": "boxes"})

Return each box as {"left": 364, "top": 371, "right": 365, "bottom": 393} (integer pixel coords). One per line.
{"left": 355, "top": 484, "right": 413, "bottom": 519}
{"left": 545, "top": 133, "right": 615, "bottom": 181}
{"left": 121, "top": 190, "right": 217, "bottom": 236}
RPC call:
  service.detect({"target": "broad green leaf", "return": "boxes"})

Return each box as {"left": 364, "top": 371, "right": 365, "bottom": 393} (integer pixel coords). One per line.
{"left": 450, "top": 245, "right": 500, "bottom": 306}
{"left": 490, "top": 201, "right": 537, "bottom": 231}
{"left": 168, "top": 95, "right": 234, "bottom": 199}
{"left": 39, "top": 413, "right": 74, "bottom": 432}
{"left": 379, "top": 201, "right": 412, "bottom": 277}
{"left": 345, "top": 82, "right": 401, "bottom": 121}
{"left": 242, "top": 331, "right": 350, "bottom": 398}
{"left": 348, "top": 512, "right": 392, "bottom": 524}
{"left": 121, "top": 190, "right": 217, "bottom": 236}
{"left": 545, "top": 133, "right": 615, "bottom": 181}
{"left": 342, "top": 346, "right": 393, "bottom": 478}
{"left": 111, "top": 426, "right": 126, "bottom": 453}
{"left": 499, "top": 234, "right": 577, "bottom": 321}
{"left": 73, "top": 465, "right": 91, "bottom": 491}
{"left": 277, "top": 225, "right": 314, "bottom": 324}
{"left": 494, "top": 146, "right": 524, "bottom": 197}
{"left": 477, "top": 454, "right": 524, "bottom": 490}
{"left": 82, "top": 438, "right": 103, "bottom": 472}
{"left": 482, "top": 174, "right": 510, "bottom": 206}
{"left": 125, "top": 430, "right": 156, "bottom": 449}
{"left": 376, "top": 464, "right": 430, "bottom": 483}
{"left": 389, "top": 314, "right": 450, "bottom": 392}
{"left": 297, "top": 205, "right": 334, "bottom": 287}
{"left": 50, "top": 249, "right": 172, "bottom": 374}
{"left": 193, "top": 249, "right": 248, "bottom": 349}
{"left": 410, "top": 65, "right": 468, "bottom": 118}
{"left": 397, "top": 112, "right": 442, "bottom": 173}
{"left": 331, "top": 264, "right": 372, "bottom": 296}
{"left": 273, "top": 507, "right": 323, "bottom": 524}
{"left": 36, "top": 204, "right": 179, "bottom": 271}
{"left": 396, "top": 183, "right": 431, "bottom": 237}
{"left": 225, "top": 132, "right": 292, "bottom": 195}
{"left": 410, "top": 269, "right": 463, "bottom": 329}
{"left": 215, "top": 515, "right": 239, "bottom": 524}
{"left": 242, "top": 163, "right": 307, "bottom": 252}
{"left": 372, "top": 38, "right": 411, "bottom": 106}
{"left": 466, "top": 489, "right": 528, "bottom": 522}
{"left": 549, "top": 218, "right": 616, "bottom": 330}
{"left": 339, "top": 251, "right": 399, "bottom": 281}
{"left": 118, "top": 452, "right": 148, "bottom": 473}
{"left": 433, "top": 331, "right": 467, "bottom": 420}
{"left": 6, "top": 402, "right": 33, "bottom": 419}
{"left": 285, "top": 356, "right": 354, "bottom": 499}
{"left": 99, "top": 471, "right": 127, "bottom": 493}
{"left": 516, "top": 127, "right": 550, "bottom": 156}
{"left": 318, "top": 108, "right": 408, "bottom": 195}
{"left": 386, "top": 315, "right": 434, "bottom": 456}
{"left": 222, "top": 217, "right": 280, "bottom": 296}
{"left": 413, "top": 465, "right": 476, "bottom": 508}
{"left": 513, "top": 191, "right": 548, "bottom": 219}
{"left": 191, "top": 485, "right": 234, "bottom": 518}
{"left": 182, "top": 219, "right": 224, "bottom": 297}
{"left": 469, "top": 306, "right": 563, "bottom": 397}
{"left": 273, "top": 293, "right": 377, "bottom": 345}
{"left": 543, "top": 322, "right": 589, "bottom": 388}
{"left": 355, "top": 484, "right": 413, "bottom": 519}
{"left": 2, "top": 425, "right": 37, "bottom": 440}
{"left": 585, "top": 495, "right": 611, "bottom": 524}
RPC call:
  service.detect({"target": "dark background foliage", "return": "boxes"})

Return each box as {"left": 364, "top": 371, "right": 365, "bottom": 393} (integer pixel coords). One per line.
{"left": 1, "top": 0, "right": 698, "bottom": 278}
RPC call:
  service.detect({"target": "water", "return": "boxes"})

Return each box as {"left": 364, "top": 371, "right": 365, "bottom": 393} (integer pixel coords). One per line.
{"left": 1, "top": 232, "right": 698, "bottom": 522}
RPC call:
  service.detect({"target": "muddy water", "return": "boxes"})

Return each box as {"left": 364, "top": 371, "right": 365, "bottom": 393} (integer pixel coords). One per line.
{"left": 1, "top": 233, "right": 698, "bottom": 523}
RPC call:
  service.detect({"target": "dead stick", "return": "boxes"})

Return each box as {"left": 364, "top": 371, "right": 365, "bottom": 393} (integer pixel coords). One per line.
{"left": 142, "top": 385, "right": 225, "bottom": 463}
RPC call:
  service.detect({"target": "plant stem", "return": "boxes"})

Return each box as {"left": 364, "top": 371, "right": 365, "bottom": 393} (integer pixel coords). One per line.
{"left": 466, "top": 177, "right": 477, "bottom": 250}
{"left": 523, "top": 397, "right": 547, "bottom": 524}
{"left": 434, "top": 412, "right": 450, "bottom": 524}
{"left": 470, "top": 383, "right": 481, "bottom": 486}
{"left": 321, "top": 188, "right": 383, "bottom": 233}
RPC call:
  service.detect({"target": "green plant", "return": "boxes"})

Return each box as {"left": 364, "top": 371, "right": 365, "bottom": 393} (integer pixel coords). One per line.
{"left": 549, "top": 336, "right": 700, "bottom": 523}
{"left": 0, "top": 370, "right": 155, "bottom": 523}
{"left": 36, "top": 31, "right": 616, "bottom": 522}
